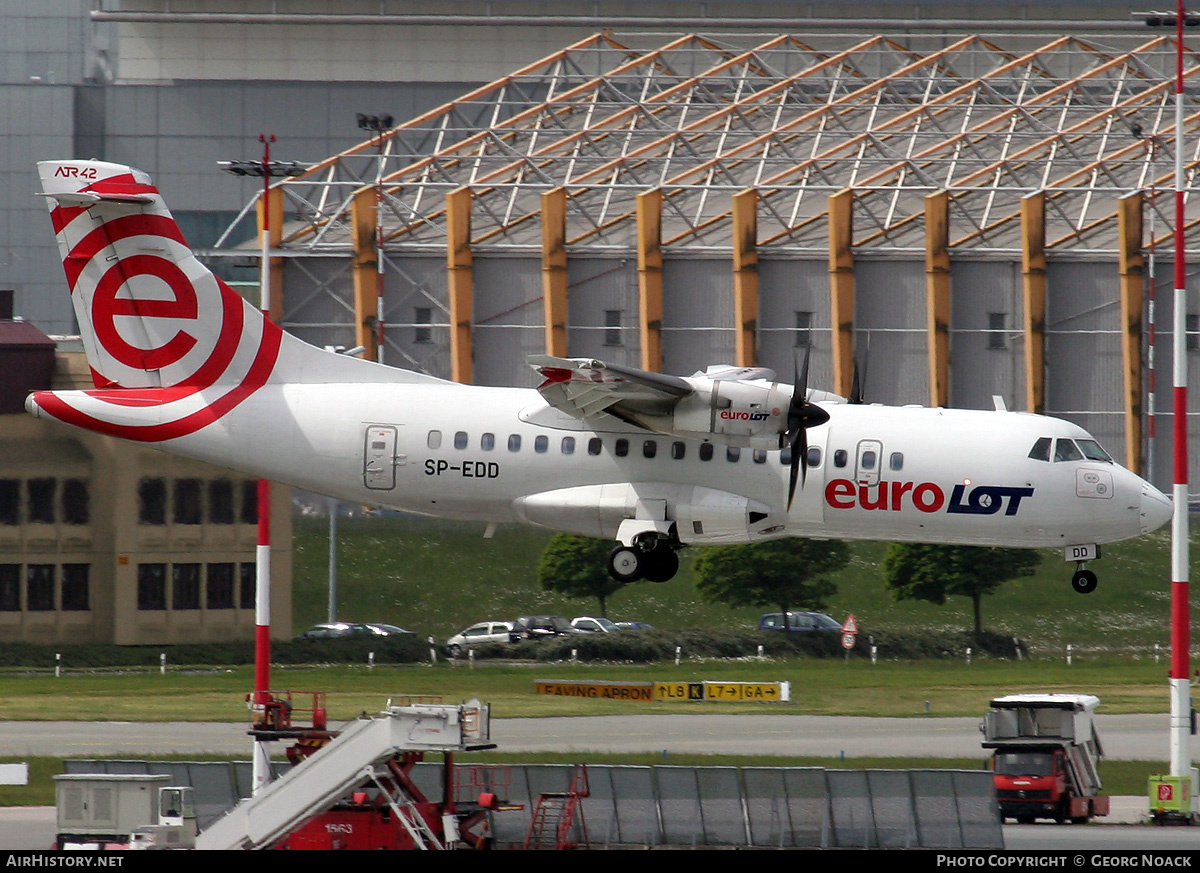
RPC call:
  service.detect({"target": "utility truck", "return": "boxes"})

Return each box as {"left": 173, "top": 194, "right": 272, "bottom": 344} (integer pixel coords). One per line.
{"left": 981, "top": 693, "right": 1109, "bottom": 825}
{"left": 53, "top": 774, "right": 197, "bottom": 849}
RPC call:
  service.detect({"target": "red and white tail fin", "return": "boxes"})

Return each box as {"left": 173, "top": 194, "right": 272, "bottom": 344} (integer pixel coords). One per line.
{"left": 38, "top": 160, "right": 281, "bottom": 392}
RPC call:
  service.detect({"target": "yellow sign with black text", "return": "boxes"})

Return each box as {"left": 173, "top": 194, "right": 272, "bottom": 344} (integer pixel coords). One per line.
{"left": 534, "top": 680, "right": 655, "bottom": 701}
{"left": 535, "top": 679, "right": 790, "bottom": 703}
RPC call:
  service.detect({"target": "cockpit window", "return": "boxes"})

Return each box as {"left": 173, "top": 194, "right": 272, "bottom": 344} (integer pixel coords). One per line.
{"left": 1076, "top": 439, "right": 1113, "bottom": 463}
{"left": 1054, "top": 439, "right": 1083, "bottom": 462}
{"left": 1028, "top": 437, "right": 1051, "bottom": 462}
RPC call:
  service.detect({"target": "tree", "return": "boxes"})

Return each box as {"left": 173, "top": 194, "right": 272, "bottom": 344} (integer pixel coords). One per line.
{"left": 881, "top": 543, "right": 1041, "bottom": 634}
{"left": 693, "top": 538, "right": 849, "bottom": 615}
{"left": 537, "top": 533, "right": 627, "bottom": 617}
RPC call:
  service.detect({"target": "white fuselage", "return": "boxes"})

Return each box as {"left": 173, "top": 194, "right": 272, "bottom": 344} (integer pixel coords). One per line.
{"left": 112, "top": 379, "right": 1166, "bottom": 551}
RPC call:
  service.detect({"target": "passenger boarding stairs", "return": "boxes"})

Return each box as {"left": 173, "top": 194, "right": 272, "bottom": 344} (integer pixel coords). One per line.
{"left": 195, "top": 699, "right": 491, "bottom": 850}
{"left": 522, "top": 764, "right": 589, "bottom": 850}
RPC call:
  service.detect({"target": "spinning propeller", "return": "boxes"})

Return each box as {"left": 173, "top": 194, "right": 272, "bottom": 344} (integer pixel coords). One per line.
{"left": 783, "top": 345, "right": 830, "bottom": 510}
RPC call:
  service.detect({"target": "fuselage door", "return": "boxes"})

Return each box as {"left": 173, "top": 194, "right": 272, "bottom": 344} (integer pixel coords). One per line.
{"left": 855, "top": 439, "right": 883, "bottom": 488}
{"left": 364, "top": 425, "right": 401, "bottom": 490}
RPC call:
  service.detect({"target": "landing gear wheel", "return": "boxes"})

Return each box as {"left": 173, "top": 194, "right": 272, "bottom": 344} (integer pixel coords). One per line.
{"left": 607, "top": 546, "right": 644, "bottom": 582}
{"left": 1071, "top": 569, "right": 1098, "bottom": 594}
{"left": 642, "top": 548, "right": 679, "bottom": 583}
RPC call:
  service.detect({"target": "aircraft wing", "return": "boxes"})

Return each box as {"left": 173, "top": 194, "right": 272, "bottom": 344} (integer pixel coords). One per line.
{"left": 529, "top": 355, "right": 694, "bottom": 420}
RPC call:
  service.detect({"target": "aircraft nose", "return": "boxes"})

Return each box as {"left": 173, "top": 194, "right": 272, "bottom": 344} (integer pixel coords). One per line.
{"left": 1140, "top": 482, "right": 1173, "bottom": 534}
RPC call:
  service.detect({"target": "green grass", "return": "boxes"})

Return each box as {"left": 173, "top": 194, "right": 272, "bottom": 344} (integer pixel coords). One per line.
{"left": 292, "top": 514, "right": 1189, "bottom": 655}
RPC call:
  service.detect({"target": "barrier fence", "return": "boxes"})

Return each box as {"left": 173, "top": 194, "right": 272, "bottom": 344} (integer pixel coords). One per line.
{"left": 65, "top": 759, "right": 1002, "bottom": 849}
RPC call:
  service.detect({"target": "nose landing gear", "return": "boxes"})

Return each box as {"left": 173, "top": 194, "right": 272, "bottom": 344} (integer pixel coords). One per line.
{"left": 1071, "top": 564, "right": 1098, "bottom": 594}
{"left": 1066, "top": 545, "right": 1101, "bottom": 594}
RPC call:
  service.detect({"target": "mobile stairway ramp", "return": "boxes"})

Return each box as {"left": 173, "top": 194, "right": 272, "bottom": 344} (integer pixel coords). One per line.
{"left": 522, "top": 764, "right": 590, "bottom": 850}
{"left": 195, "top": 698, "right": 494, "bottom": 850}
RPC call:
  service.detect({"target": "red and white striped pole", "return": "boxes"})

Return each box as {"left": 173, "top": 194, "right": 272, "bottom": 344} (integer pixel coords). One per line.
{"left": 253, "top": 133, "right": 276, "bottom": 794}
{"left": 1170, "top": 2, "right": 1192, "bottom": 786}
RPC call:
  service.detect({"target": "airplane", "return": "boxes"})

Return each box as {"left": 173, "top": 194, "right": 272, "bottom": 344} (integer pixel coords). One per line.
{"left": 26, "top": 159, "right": 1173, "bottom": 595}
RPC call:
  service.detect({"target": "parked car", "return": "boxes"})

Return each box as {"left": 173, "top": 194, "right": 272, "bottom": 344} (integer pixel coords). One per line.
{"left": 445, "top": 621, "right": 514, "bottom": 657}
{"left": 295, "top": 621, "right": 413, "bottom": 641}
{"left": 571, "top": 616, "right": 619, "bottom": 633}
{"left": 757, "top": 612, "right": 843, "bottom": 633}
{"left": 615, "top": 621, "right": 655, "bottom": 631}
{"left": 509, "top": 615, "right": 579, "bottom": 641}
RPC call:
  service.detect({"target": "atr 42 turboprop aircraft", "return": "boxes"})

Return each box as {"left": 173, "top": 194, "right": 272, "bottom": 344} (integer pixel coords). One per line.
{"left": 27, "top": 160, "right": 1173, "bottom": 593}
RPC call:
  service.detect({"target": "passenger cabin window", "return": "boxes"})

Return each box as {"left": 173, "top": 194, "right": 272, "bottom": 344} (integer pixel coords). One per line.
{"left": 699, "top": 443, "right": 714, "bottom": 461}
{"left": 753, "top": 449, "right": 767, "bottom": 464}
{"left": 588, "top": 438, "right": 602, "bottom": 456}
{"left": 889, "top": 452, "right": 904, "bottom": 471}
{"left": 807, "top": 447, "right": 821, "bottom": 467}
{"left": 481, "top": 433, "right": 495, "bottom": 451}
{"left": 671, "top": 442, "right": 686, "bottom": 460}
{"left": 562, "top": 437, "right": 575, "bottom": 455}
{"left": 508, "top": 434, "right": 522, "bottom": 452}
{"left": 860, "top": 450, "right": 876, "bottom": 470}
{"left": 1054, "top": 439, "right": 1083, "bottom": 462}
{"left": 454, "top": 431, "right": 468, "bottom": 449}
{"left": 1028, "top": 437, "right": 1052, "bottom": 462}
{"left": 427, "top": 430, "right": 442, "bottom": 449}
{"left": 726, "top": 446, "right": 741, "bottom": 463}
{"left": 535, "top": 435, "right": 549, "bottom": 453}
{"left": 615, "top": 439, "right": 629, "bottom": 457}
{"left": 780, "top": 446, "right": 792, "bottom": 466}
{"left": 834, "top": 450, "right": 848, "bottom": 468}
{"left": 643, "top": 440, "right": 657, "bottom": 459}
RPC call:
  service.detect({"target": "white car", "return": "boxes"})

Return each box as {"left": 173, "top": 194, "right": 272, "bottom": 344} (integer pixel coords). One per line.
{"left": 571, "top": 616, "right": 620, "bottom": 634}
{"left": 445, "top": 621, "right": 514, "bottom": 657}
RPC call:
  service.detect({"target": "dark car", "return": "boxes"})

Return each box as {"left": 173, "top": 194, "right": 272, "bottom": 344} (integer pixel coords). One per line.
{"left": 509, "top": 615, "right": 579, "bottom": 642}
{"left": 758, "top": 612, "right": 843, "bottom": 633}
{"left": 295, "top": 622, "right": 412, "bottom": 641}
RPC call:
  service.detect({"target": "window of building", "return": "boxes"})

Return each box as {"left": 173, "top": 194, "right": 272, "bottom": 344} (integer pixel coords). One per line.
{"left": 239, "top": 563, "right": 256, "bottom": 609}
{"left": 615, "top": 439, "right": 629, "bottom": 457}
{"left": 62, "top": 479, "right": 89, "bottom": 526}
{"left": 699, "top": 443, "right": 714, "bottom": 461}
{"left": 172, "top": 563, "right": 201, "bottom": 610}
{"left": 671, "top": 442, "right": 686, "bottom": 460}
{"left": 643, "top": 440, "right": 657, "bottom": 459}
{"left": 726, "top": 446, "right": 741, "bottom": 462}
{"left": 415, "top": 307, "right": 432, "bottom": 344}
{"left": 61, "top": 564, "right": 89, "bottom": 611}
{"left": 26, "top": 564, "right": 54, "bottom": 611}
{"left": 508, "top": 434, "right": 522, "bottom": 452}
{"left": 209, "top": 479, "right": 234, "bottom": 524}
{"left": 207, "top": 563, "right": 235, "bottom": 609}
{"left": 27, "top": 478, "right": 55, "bottom": 524}
{"left": 481, "top": 433, "right": 495, "bottom": 451}
{"left": 588, "top": 438, "right": 602, "bottom": 455}
{"left": 604, "top": 309, "right": 622, "bottom": 346}
{"left": 174, "top": 479, "right": 203, "bottom": 525}
{"left": 427, "top": 430, "right": 442, "bottom": 449}
{"left": 240, "top": 481, "right": 258, "bottom": 524}
{"left": 1189, "top": 314, "right": 1199, "bottom": 352}
{"left": 138, "top": 563, "right": 167, "bottom": 611}
{"left": 0, "top": 565, "right": 18, "bottom": 611}
{"left": 0, "top": 480, "right": 17, "bottom": 526}
{"left": 988, "top": 312, "right": 1008, "bottom": 350}
{"left": 795, "top": 311, "right": 813, "bottom": 347}
{"left": 139, "top": 478, "right": 167, "bottom": 525}
{"left": 454, "top": 431, "right": 468, "bottom": 449}
{"left": 561, "top": 436, "right": 575, "bottom": 455}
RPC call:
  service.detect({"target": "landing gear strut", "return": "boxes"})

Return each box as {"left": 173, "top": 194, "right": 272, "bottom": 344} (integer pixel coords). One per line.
{"left": 606, "top": 534, "right": 680, "bottom": 583}
{"left": 1065, "top": 545, "right": 1101, "bottom": 594}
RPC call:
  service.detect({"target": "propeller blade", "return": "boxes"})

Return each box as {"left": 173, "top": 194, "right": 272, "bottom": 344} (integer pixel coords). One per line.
{"left": 784, "top": 344, "right": 828, "bottom": 510}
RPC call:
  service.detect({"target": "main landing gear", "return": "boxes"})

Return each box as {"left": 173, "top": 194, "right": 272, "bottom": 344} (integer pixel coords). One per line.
{"left": 607, "top": 533, "right": 680, "bottom": 583}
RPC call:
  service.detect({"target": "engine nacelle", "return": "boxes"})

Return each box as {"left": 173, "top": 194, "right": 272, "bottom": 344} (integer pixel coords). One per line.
{"left": 511, "top": 483, "right": 782, "bottom": 544}
{"left": 639, "top": 378, "right": 794, "bottom": 449}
